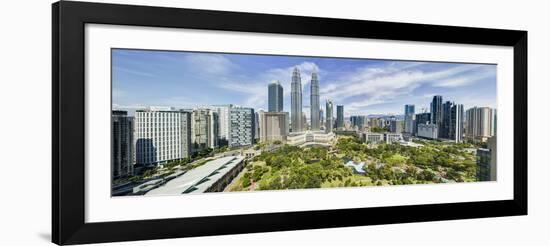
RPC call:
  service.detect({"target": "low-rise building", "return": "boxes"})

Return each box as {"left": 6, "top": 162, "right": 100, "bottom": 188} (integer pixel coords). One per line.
{"left": 385, "top": 133, "right": 403, "bottom": 144}
{"left": 286, "top": 130, "right": 335, "bottom": 146}
{"left": 398, "top": 140, "right": 424, "bottom": 148}
{"left": 145, "top": 156, "right": 246, "bottom": 195}
{"left": 362, "top": 132, "right": 384, "bottom": 143}
{"left": 417, "top": 123, "right": 438, "bottom": 140}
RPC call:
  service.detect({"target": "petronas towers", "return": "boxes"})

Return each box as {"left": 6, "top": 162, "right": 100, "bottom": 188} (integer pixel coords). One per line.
{"left": 291, "top": 67, "right": 303, "bottom": 132}
{"left": 290, "top": 67, "right": 321, "bottom": 132}
{"left": 310, "top": 73, "right": 320, "bottom": 130}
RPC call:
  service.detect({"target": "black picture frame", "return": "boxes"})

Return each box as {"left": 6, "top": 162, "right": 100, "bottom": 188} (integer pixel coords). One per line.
{"left": 52, "top": 1, "right": 527, "bottom": 245}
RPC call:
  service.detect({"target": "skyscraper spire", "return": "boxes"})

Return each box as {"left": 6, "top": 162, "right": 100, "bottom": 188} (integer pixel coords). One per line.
{"left": 310, "top": 73, "right": 320, "bottom": 130}
{"left": 291, "top": 67, "right": 303, "bottom": 132}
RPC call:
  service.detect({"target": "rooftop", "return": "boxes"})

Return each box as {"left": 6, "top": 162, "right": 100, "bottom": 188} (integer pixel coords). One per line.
{"left": 345, "top": 161, "right": 366, "bottom": 174}
{"left": 145, "top": 156, "right": 245, "bottom": 196}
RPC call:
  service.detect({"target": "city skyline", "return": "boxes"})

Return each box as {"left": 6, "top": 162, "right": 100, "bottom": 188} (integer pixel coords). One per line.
{"left": 111, "top": 49, "right": 498, "bottom": 196}
{"left": 112, "top": 49, "right": 497, "bottom": 116}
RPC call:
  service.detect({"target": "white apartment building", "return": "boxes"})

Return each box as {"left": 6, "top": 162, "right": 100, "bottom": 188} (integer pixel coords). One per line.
{"left": 134, "top": 108, "right": 191, "bottom": 166}
{"left": 465, "top": 107, "right": 496, "bottom": 142}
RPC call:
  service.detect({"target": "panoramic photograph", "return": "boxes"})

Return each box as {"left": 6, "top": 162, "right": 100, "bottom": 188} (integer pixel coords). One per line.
{"left": 111, "top": 49, "right": 498, "bottom": 196}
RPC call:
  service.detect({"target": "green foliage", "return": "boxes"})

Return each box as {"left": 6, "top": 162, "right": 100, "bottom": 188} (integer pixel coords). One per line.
{"left": 370, "top": 126, "right": 389, "bottom": 133}
{"left": 252, "top": 166, "right": 269, "bottom": 181}
{"left": 240, "top": 172, "right": 252, "bottom": 187}
{"left": 142, "top": 168, "right": 156, "bottom": 178}
{"left": 231, "top": 135, "right": 477, "bottom": 191}
{"left": 244, "top": 144, "right": 354, "bottom": 191}
{"left": 383, "top": 154, "right": 406, "bottom": 166}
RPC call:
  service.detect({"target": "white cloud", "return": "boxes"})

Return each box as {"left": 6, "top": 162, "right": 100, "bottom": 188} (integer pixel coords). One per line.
{"left": 217, "top": 80, "right": 266, "bottom": 109}
{"left": 183, "top": 53, "right": 237, "bottom": 75}
{"left": 431, "top": 66, "right": 495, "bottom": 88}
{"left": 113, "top": 66, "right": 156, "bottom": 77}
{"left": 112, "top": 104, "right": 147, "bottom": 110}
{"left": 112, "top": 88, "right": 127, "bottom": 99}
{"left": 319, "top": 64, "right": 490, "bottom": 114}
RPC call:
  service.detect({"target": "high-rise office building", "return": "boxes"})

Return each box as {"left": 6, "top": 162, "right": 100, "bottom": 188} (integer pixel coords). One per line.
{"left": 112, "top": 110, "right": 134, "bottom": 179}
{"left": 290, "top": 67, "right": 303, "bottom": 132}
{"left": 191, "top": 108, "right": 218, "bottom": 151}
{"left": 229, "top": 107, "right": 255, "bottom": 147}
{"left": 254, "top": 111, "right": 261, "bottom": 143}
{"left": 210, "top": 105, "right": 231, "bottom": 147}
{"left": 325, "top": 100, "right": 334, "bottom": 133}
{"left": 465, "top": 106, "right": 496, "bottom": 142}
{"left": 350, "top": 115, "right": 368, "bottom": 130}
{"left": 209, "top": 111, "right": 219, "bottom": 148}
{"left": 389, "top": 120, "right": 403, "bottom": 134}
{"left": 450, "top": 104, "right": 464, "bottom": 143}
{"left": 431, "top": 95, "right": 443, "bottom": 137}
{"left": 268, "top": 81, "right": 283, "bottom": 112}
{"left": 404, "top": 104, "right": 415, "bottom": 134}
{"left": 441, "top": 101, "right": 453, "bottom": 139}
{"left": 135, "top": 108, "right": 192, "bottom": 166}
{"left": 336, "top": 105, "right": 344, "bottom": 129}
{"left": 310, "top": 73, "right": 320, "bottom": 130}
{"left": 259, "top": 111, "right": 289, "bottom": 142}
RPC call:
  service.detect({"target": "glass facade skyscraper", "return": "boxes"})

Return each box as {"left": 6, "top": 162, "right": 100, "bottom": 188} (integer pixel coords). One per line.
{"left": 442, "top": 101, "right": 453, "bottom": 139}
{"left": 268, "top": 81, "right": 283, "bottom": 112}
{"left": 430, "top": 95, "right": 443, "bottom": 137}
{"left": 404, "top": 104, "right": 415, "bottom": 134}
{"left": 112, "top": 110, "right": 134, "bottom": 179}
{"left": 336, "top": 105, "right": 344, "bottom": 129}
{"left": 450, "top": 103, "right": 464, "bottom": 143}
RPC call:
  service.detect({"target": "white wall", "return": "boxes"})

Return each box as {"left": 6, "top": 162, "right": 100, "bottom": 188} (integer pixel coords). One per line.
{"left": 0, "top": 0, "right": 547, "bottom": 245}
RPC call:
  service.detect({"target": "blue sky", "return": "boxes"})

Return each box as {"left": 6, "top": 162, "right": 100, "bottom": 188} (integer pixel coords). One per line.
{"left": 112, "top": 49, "right": 496, "bottom": 117}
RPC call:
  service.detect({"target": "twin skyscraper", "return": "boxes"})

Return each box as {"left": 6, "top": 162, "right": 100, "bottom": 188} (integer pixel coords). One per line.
{"left": 268, "top": 67, "right": 321, "bottom": 133}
